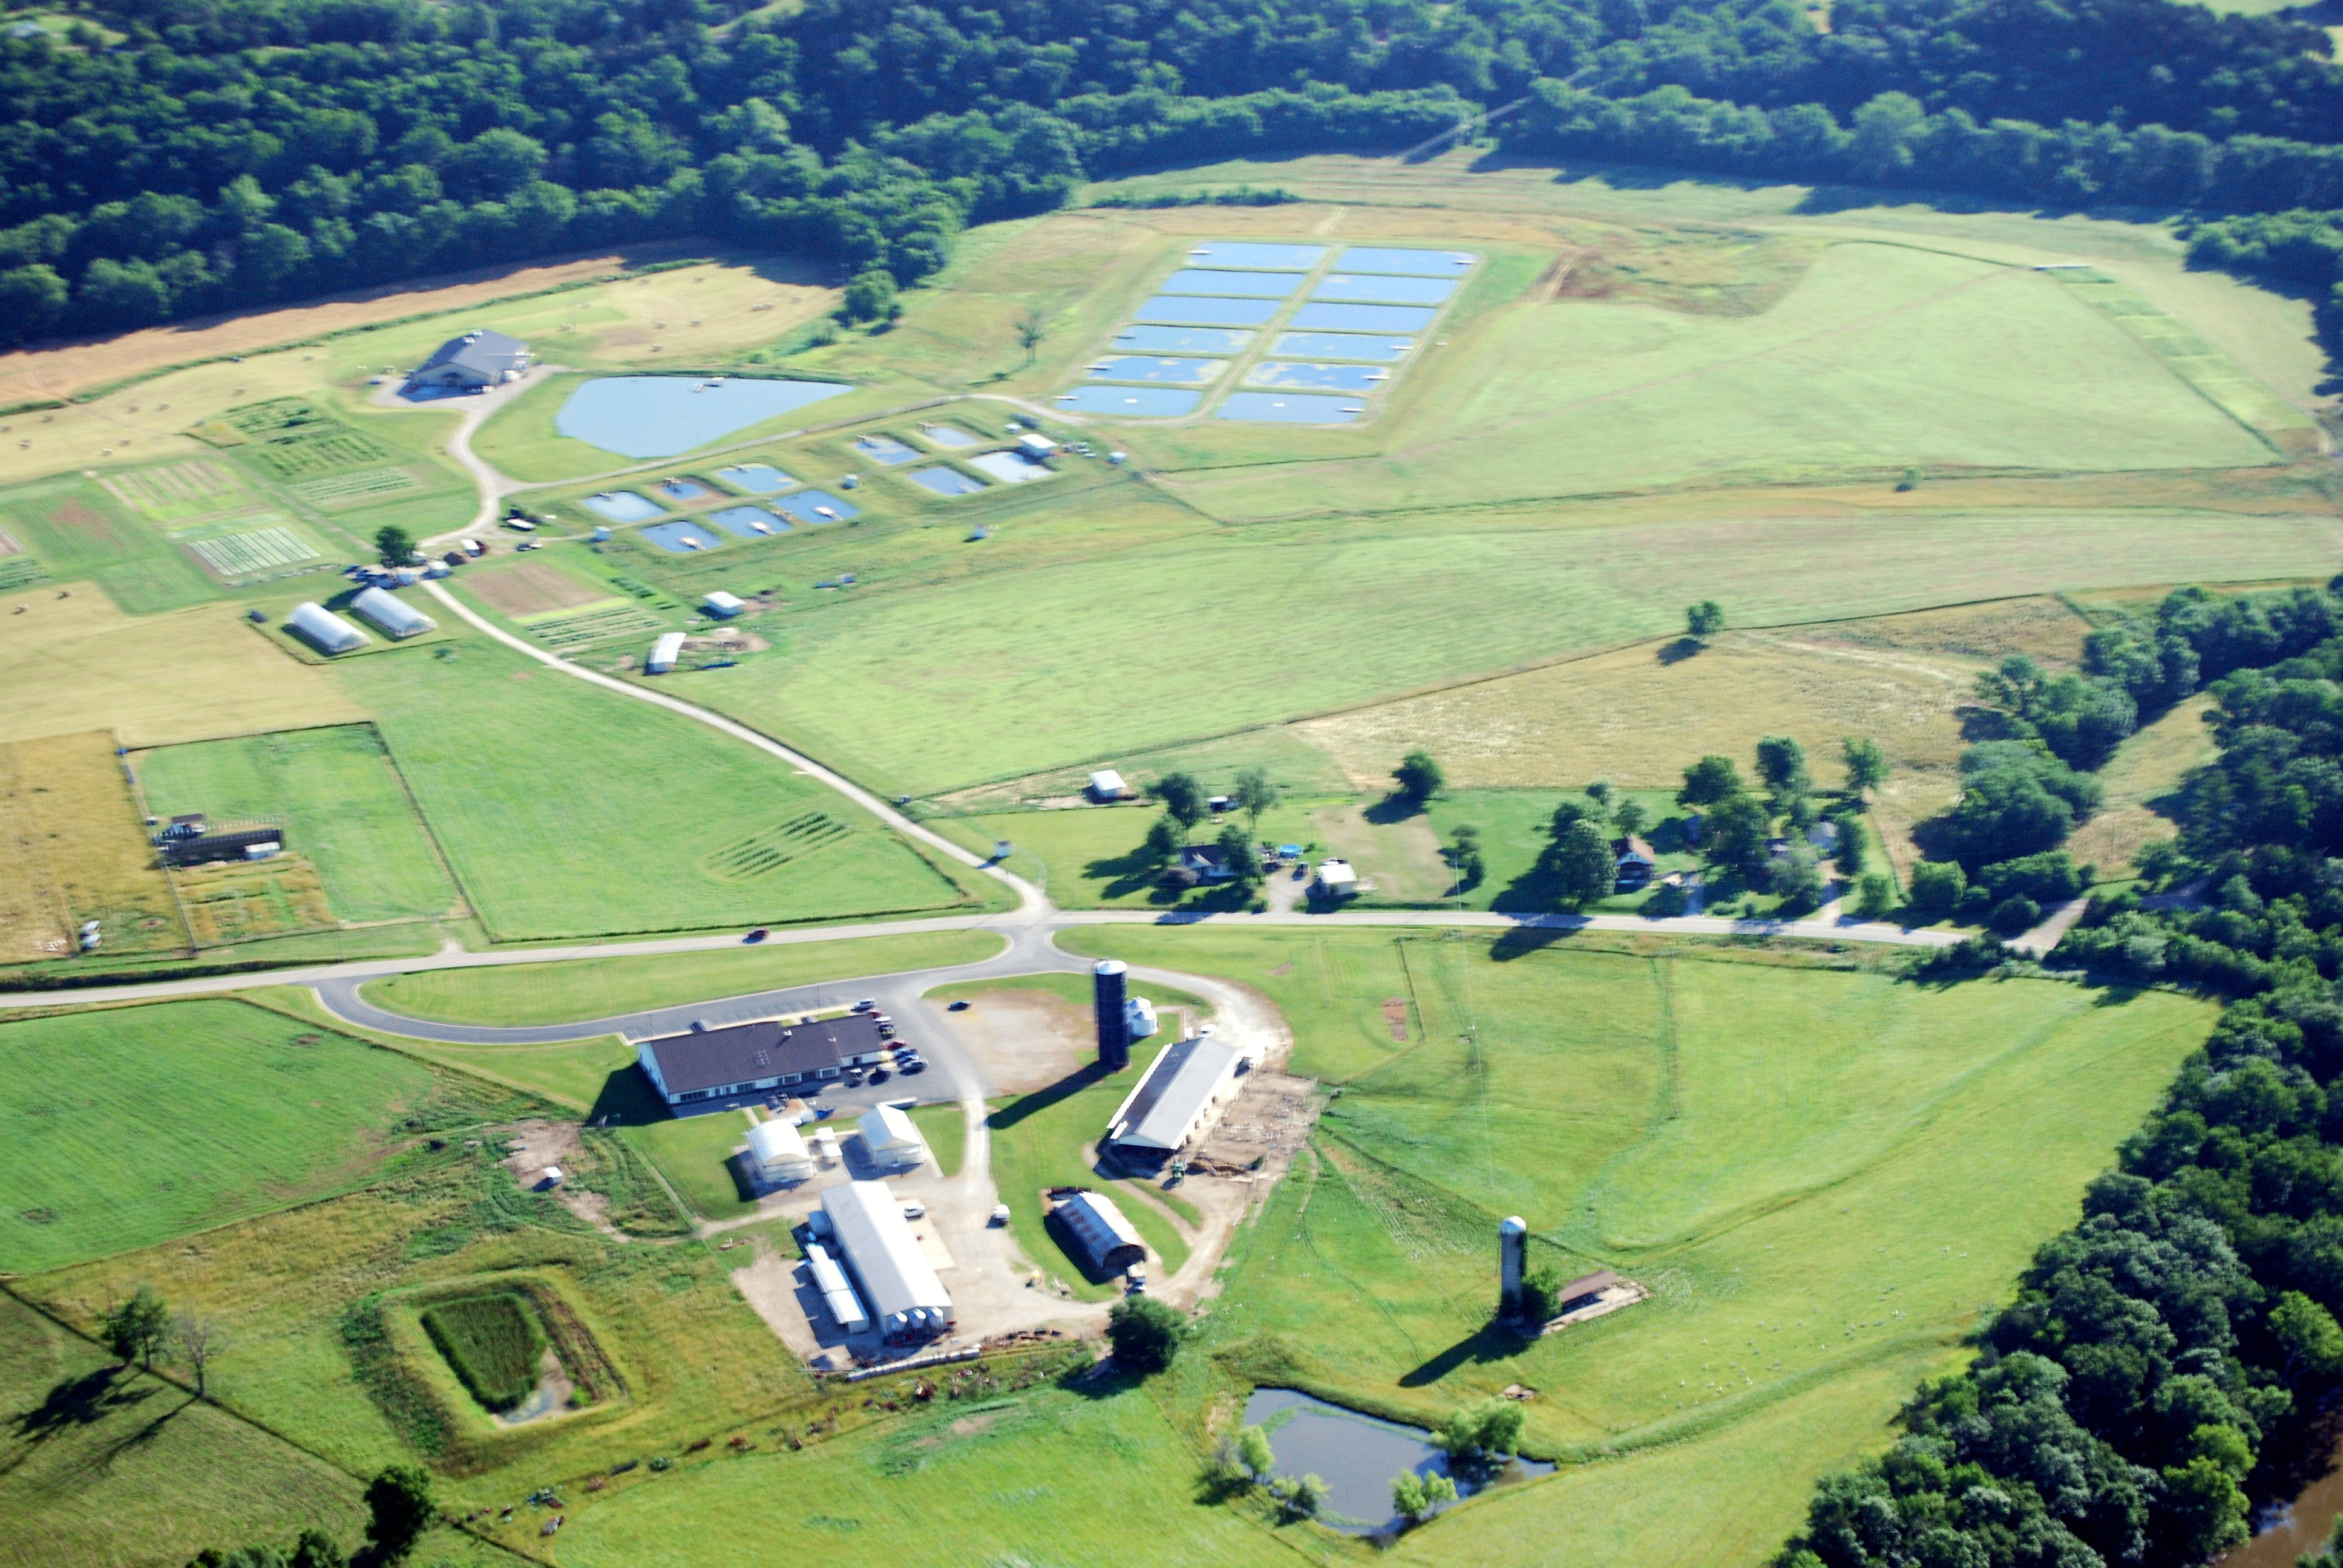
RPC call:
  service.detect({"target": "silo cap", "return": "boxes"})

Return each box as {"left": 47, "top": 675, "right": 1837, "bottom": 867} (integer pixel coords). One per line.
{"left": 1500, "top": 1216, "right": 1529, "bottom": 1235}
{"left": 1095, "top": 960, "right": 1128, "bottom": 976}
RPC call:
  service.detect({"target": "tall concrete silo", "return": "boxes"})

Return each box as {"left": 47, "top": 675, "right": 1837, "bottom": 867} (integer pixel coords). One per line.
{"left": 1095, "top": 960, "right": 1132, "bottom": 1071}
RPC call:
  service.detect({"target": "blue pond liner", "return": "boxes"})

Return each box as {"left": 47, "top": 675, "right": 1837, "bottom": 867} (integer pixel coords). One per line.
{"left": 580, "top": 490, "right": 665, "bottom": 523}
{"left": 851, "top": 433, "right": 922, "bottom": 465}
{"left": 652, "top": 477, "right": 713, "bottom": 503}
{"left": 1243, "top": 1389, "right": 1553, "bottom": 1537}
{"left": 1216, "top": 391, "right": 1367, "bottom": 424}
{"left": 554, "top": 376, "right": 850, "bottom": 459}
{"left": 1113, "top": 324, "right": 1254, "bottom": 354}
{"left": 1132, "top": 295, "right": 1282, "bottom": 328}
{"left": 640, "top": 519, "right": 724, "bottom": 554}
{"left": 1289, "top": 302, "right": 1438, "bottom": 335}
{"left": 1084, "top": 356, "right": 1227, "bottom": 385}
{"left": 1052, "top": 385, "right": 1202, "bottom": 417}
{"left": 1245, "top": 361, "right": 1384, "bottom": 393}
{"left": 1180, "top": 241, "right": 1329, "bottom": 271}
{"left": 1159, "top": 268, "right": 1303, "bottom": 298}
{"left": 917, "top": 424, "right": 980, "bottom": 448}
{"left": 771, "top": 489, "right": 858, "bottom": 525}
{"left": 1334, "top": 246, "right": 1479, "bottom": 276}
{"left": 908, "top": 466, "right": 986, "bottom": 497}
{"left": 1270, "top": 332, "right": 1415, "bottom": 362}
{"left": 707, "top": 505, "right": 790, "bottom": 538}
{"left": 713, "top": 462, "right": 796, "bottom": 494}
{"left": 1312, "top": 272, "right": 1457, "bottom": 307}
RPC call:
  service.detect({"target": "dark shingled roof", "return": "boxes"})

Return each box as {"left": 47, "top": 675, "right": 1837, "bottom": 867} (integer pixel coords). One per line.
{"left": 418, "top": 328, "right": 528, "bottom": 379}
{"left": 640, "top": 1011, "right": 888, "bottom": 1096}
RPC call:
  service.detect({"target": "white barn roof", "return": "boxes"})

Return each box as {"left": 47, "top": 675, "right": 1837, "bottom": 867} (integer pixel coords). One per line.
{"left": 350, "top": 586, "right": 436, "bottom": 638}
{"left": 805, "top": 1242, "right": 869, "bottom": 1333}
{"left": 821, "top": 1180, "right": 951, "bottom": 1329}
{"left": 859, "top": 1103, "right": 925, "bottom": 1157}
{"left": 1108, "top": 1033, "right": 1243, "bottom": 1153}
{"left": 1090, "top": 769, "right": 1127, "bottom": 796}
{"left": 646, "top": 631, "right": 686, "bottom": 673}
{"left": 747, "top": 1117, "right": 808, "bottom": 1171}
{"left": 287, "top": 601, "right": 367, "bottom": 653}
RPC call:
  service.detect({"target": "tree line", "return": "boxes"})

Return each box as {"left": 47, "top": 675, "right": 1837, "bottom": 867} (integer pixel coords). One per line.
{"left": 5, "top": 0, "right": 2342, "bottom": 348}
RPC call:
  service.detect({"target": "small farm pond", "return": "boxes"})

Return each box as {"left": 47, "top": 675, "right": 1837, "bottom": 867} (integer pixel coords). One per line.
{"left": 1113, "top": 324, "right": 1254, "bottom": 354}
{"left": 1053, "top": 385, "right": 1201, "bottom": 417}
{"left": 652, "top": 477, "right": 713, "bottom": 503}
{"left": 1312, "top": 272, "right": 1457, "bottom": 307}
{"left": 1161, "top": 268, "right": 1303, "bottom": 298}
{"left": 1183, "top": 240, "right": 1327, "bottom": 271}
{"left": 640, "top": 520, "right": 723, "bottom": 553}
{"left": 714, "top": 462, "right": 796, "bottom": 493}
{"left": 580, "top": 491, "right": 664, "bottom": 522}
{"left": 1133, "top": 295, "right": 1282, "bottom": 328}
{"left": 1245, "top": 361, "right": 1383, "bottom": 393}
{"left": 708, "top": 505, "right": 789, "bottom": 537}
{"left": 1271, "top": 332, "right": 1415, "bottom": 362}
{"left": 554, "top": 376, "right": 850, "bottom": 459}
{"left": 968, "top": 450, "right": 1057, "bottom": 484}
{"left": 1217, "top": 391, "right": 1366, "bottom": 424}
{"left": 1244, "top": 1389, "right": 1553, "bottom": 1536}
{"left": 908, "top": 465, "right": 986, "bottom": 497}
{"left": 850, "top": 433, "right": 922, "bottom": 465}
{"left": 1335, "top": 246, "right": 1479, "bottom": 276}
{"left": 917, "top": 423, "right": 979, "bottom": 448}
{"left": 1290, "top": 302, "right": 1438, "bottom": 335}
{"left": 770, "top": 489, "right": 858, "bottom": 524}
{"left": 1086, "top": 356, "right": 1227, "bottom": 385}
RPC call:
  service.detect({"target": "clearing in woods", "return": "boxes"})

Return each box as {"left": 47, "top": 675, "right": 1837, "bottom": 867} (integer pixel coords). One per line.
{"left": 0, "top": 731, "right": 186, "bottom": 961}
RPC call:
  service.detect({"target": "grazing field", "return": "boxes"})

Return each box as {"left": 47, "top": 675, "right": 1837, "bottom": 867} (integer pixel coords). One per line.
{"left": 0, "top": 998, "right": 441, "bottom": 1273}
{"left": 419, "top": 1292, "right": 547, "bottom": 1411}
{"left": 329, "top": 633, "right": 986, "bottom": 939}
{"left": 358, "top": 929, "right": 1001, "bottom": 1025}
{"left": 0, "top": 584, "right": 362, "bottom": 746}
{"left": 688, "top": 508, "right": 2342, "bottom": 797}
{"left": 2062, "top": 693, "right": 2218, "bottom": 876}
{"left": 0, "top": 730, "right": 186, "bottom": 963}
{"left": 1063, "top": 928, "right": 2212, "bottom": 1557}
{"left": 621, "top": 1111, "right": 758, "bottom": 1220}
{"left": 136, "top": 724, "right": 463, "bottom": 924}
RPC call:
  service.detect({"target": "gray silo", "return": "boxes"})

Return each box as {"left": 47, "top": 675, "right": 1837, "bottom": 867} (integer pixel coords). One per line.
{"left": 1499, "top": 1215, "right": 1528, "bottom": 1315}
{"left": 1095, "top": 960, "right": 1132, "bottom": 1071}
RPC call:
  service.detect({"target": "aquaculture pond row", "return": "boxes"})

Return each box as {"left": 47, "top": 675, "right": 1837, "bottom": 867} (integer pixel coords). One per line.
{"left": 1061, "top": 241, "right": 1477, "bottom": 425}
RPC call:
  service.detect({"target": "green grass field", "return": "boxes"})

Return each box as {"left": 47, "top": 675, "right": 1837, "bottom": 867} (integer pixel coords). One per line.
{"left": 327, "top": 632, "right": 986, "bottom": 939}
{"left": 623, "top": 1110, "right": 759, "bottom": 1220}
{"left": 419, "top": 1292, "right": 547, "bottom": 1411}
{"left": 136, "top": 724, "right": 462, "bottom": 924}
{"left": 907, "top": 1103, "right": 966, "bottom": 1177}
{"left": 987, "top": 1071, "right": 1194, "bottom": 1295}
{"left": 361, "top": 930, "right": 1003, "bottom": 1025}
{"left": 0, "top": 999, "right": 441, "bottom": 1273}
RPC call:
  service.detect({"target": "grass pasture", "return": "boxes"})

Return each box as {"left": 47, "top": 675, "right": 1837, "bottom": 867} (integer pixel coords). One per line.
{"left": 329, "top": 633, "right": 986, "bottom": 939}
{"left": 0, "top": 998, "right": 441, "bottom": 1273}
{"left": 0, "top": 730, "right": 186, "bottom": 963}
{"left": 1063, "top": 928, "right": 2212, "bottom": 1558}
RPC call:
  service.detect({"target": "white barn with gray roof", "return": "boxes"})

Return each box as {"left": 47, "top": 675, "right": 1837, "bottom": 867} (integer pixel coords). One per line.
{"left": 409, "top": 328, "right": 531, "bottom": 390}
{"left": 1105, "top": 1029, "right": 1248, "bottom": 1166}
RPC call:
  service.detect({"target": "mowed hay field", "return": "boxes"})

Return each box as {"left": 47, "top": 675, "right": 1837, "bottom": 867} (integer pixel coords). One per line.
{"left": 358, "top": 928, "right": 1003, "bottom": 1025}
{"left": 1063, "top": 929, "right": 2212, "bottom": 1559}
{"left": 136, "top": 724, "right": 463, "bottom": 924}
{"left": 691, "top": 508, "right": 2343, "bottom": 797}
{"left": 0, "top": 999, "right": 437, "bottom": 1273}
{"left": 0, "top": 730, "right": 185, "bottom": 962}
{"left": 329, "top": 633, "right": 981, "bottom": 939}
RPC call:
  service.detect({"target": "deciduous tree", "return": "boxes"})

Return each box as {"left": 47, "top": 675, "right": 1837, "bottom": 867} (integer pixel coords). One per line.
{"left": 1392, "top": 750, "right": 1444, "bottom": 806}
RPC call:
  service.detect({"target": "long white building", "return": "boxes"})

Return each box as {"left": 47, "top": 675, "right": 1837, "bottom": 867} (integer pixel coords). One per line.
{"left": 1105, "top": 1030, "right": 1247, "bottom": 1168}
{"left": 821, "top": 1180, "right": 953, "bottom": 1343}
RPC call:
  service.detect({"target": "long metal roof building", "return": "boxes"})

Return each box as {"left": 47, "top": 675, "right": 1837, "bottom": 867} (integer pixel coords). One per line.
{"left": 350, "top": 586, "right": 436, "bottom": 639}
{"left": 1050, "top": 1191, "right": 1147, "bottom": 1276}
{"left": 1106, "top": 1031, "right": 1244, "bottom": 1157}
{"left": 821, "top": 1180, "right": 953, "bottom": 1341}
{"left": 287, "top": 601, "right": 367, "bottom": 654}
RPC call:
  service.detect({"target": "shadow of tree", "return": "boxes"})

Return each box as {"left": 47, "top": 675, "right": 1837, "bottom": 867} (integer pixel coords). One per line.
{"left": 1656, "top": 636, "right": 1703, "bottom": 665}
{"left": 1489, "top": 923, "right": 1585, "bottom": 961}
{"left": 1363, "top": 794, "right": 1424, "bottom": 826}
{"left": 11, "top": 1367, "right": 146, "bottom": 1443}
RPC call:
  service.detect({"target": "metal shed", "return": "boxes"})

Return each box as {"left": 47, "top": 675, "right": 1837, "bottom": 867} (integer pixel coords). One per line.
{"left": 1050, "top": 1191, "right": 1147, "bottom": 1276}
{"left": 287, "top": 602, "right": 367, "bottom": 654}
{"left": 646, "top": 631, "right": 686, "bottom": 673}
{"left": 747, "top": 1117, "right": 813, "bottom": 1182}
{"left": 350, "top": 586, "right": 436, "bottom": 639}
{"left": 857, "top": 1104, "right": 928, "bottom": 1173}
{"left": 805, "top": 1242, "right": 869, "bottom": 1333}
{"left": 821, "top": 1180, "right": 953, "bottom": 1342}
{"left": 1106, "top": 1030, "right": 1246, "bottom": 1165}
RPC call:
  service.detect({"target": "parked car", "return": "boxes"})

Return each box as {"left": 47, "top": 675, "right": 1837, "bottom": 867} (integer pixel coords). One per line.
{"left": 844, "top": 1067, "right": 867, "bottom": 1086}
{"left": 1124, "top": 1266, "right": 1147, "bottom": 1295}
{"left": 900, "top": 1200, "right": 926, "bottom": 1220}
{"left": 867, "top": 1067, "right": 890, "bottom": 1084}
{"left": 897, "top": 1055, "right": 926, "bottom": 1074}
{"left": 853, "top": 998, "right": 877, "bottom": 1012}
{"left": 744, "top": 927, "right": 768, "bottom": 942}
{"left": 989, "top": 1204, "right": 1011, "bottom": 1226}
{"left": 947, "top": 999, "right": 971, "bottom": 1011}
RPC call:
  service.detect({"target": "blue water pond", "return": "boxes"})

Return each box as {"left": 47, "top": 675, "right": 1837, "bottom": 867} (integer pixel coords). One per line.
{"left": 1085, "top": 356, "right": 1228, "bottom": 385}
{"left": 1133, "top": 295, "right": 1282, "bottom": 328}
{"left": 707, "top": 505, "right": 790, "bottom": 538}
{"left": 1180, "top": 241, "right": 1328, "bottom": 270}
{"left": 917, "top": 424, "right": 980, "bottom": 448}
{"left": 1289, "top": 302, "right": 1438, "bottom": 335}
{"left": 652, "top": 477, "right": 713, "bottom": 503}
{"left": 714, "top": 463, "right": 797, "bottom": 494}
{"left": 1113, "top": 325, "right": 1254, "bottom": 354}
{"left": 580, "top": 490, "right": 665, "bottom": 523}
{"left": 770, "top": 490, "right": 859, "bottom": 524}
{"left": 1216, "top": 391, "right": 1367, "bottom": 423}
{"left": 554, "top": 376, "right": 850, "bottom": 459}
{"left": 1159, "top": 268, "right": 1303, "bottom": 298}
{"left": 1244, "top": 1389, "right": 1553, "bottom": 1537}
{"left": 908, "top": 466, "right": 987, "bottom": 497}
{"left": 851, "top": 433, "right": 922, "bottom": 465}
{"left": 1052, "top": 385, "right": 1202, "bottom": 417}
{"left": 1271, "top": 332, "right": 1415, "bottom": 362}
{"left": 1334, "top": 246, "right": 1479, "bottom": 276}
{"left": 1312, "top": 272, "right": 1457, "bottom": 307}
{"left": 1245, "top": 361, "right": 1384, "bottom": 393}
{"left": 640, "top": 519, "right": 724, "bottom": 553}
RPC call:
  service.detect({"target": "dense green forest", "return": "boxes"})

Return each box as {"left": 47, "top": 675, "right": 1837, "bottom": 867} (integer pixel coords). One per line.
{"left": 4, "top": 0, "right": 2343, "bottom": 345}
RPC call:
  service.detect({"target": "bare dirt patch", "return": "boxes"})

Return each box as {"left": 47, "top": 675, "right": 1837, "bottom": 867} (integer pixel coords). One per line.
{"left": 499, "top": 1119, "right": 625, "bottom": 1237}
{"left": 467, "top": 561, "right": 608, "bottom": 618}
{"left": 923, "top": 990, "right": 1091, "bottom": 1094}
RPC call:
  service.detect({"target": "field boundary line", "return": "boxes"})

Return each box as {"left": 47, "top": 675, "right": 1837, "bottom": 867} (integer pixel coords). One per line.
{"left": 364, "top": 719, "right": 480, "bottom": 926}
{"left": 109, "top": 727, "right": 197, "bottom": 955}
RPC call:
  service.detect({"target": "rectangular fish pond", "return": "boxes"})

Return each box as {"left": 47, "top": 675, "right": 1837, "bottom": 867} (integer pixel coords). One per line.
{"left": 1112, "top": 324, "right": 1254, "bottom": 354}
{"left": 1334, "top": 246, "right": 1480, "bottom": 276}
{"left": 1243, "top": 1389, "right": 1553, "bottom": 1537}
{"left": 1052, "top": 385, "right": 1202, "bottom": 417}
{"left": 713, "top": 462, "right": 797, "bottom": 494}
{"left": 1132, "top": 295, "right": 1283, "bottom": 328}
{"left": 1159, "top": 268, "right": 1304, "bottom": 298}
{"left": 770, "top": 490, "right": 858, "bottom": 525}
{"left": 553, "top": 376, "right": 851, "bottom": 460}
{"left": 907, "top": 466, "right": 988, "bottom": 497}
{"left": 1312, "top": 272, "right": 1457, "bottom": 307}
{"left": 580, "top": 490, "right": 666, "bottom": 523}
{"left": 651, "top": 476, "right": 714, "bottom": 504}
{"left": 1084, "top": 356, "right": 1228, "bottom": 385}
{"left": 1216, "top": 391, "right": 1368, "bottom": 423}
{"left": 1289, "top": 302, "right": 1438, "bottom": 335}
{"left": 1271, "top": 332, "right": 1416, "bottom": 362}
{"left": 967, "top": 450, "right": 1057, "bottom": 484}
{"left": 1245, "top": 361, "right": 1385, "bottom": 393}
{"left": 1181, "top": 241, "right": 1328, "bottom": 271}
{"left": 640, "top": 519, "right": 724, "bottom": 553}
{"left": 850, "top": 433, "right": 922, "bottom": 465}
{"left": 916, "top": 423, "right": 980, "bottom": 449}
{"left": 708, "top": 505, "right": 790, "bottom": 538}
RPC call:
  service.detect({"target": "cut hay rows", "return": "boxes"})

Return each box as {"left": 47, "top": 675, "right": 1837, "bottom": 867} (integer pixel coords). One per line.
{"left": 700, "top": 811, "right": 853, "bottom": 881}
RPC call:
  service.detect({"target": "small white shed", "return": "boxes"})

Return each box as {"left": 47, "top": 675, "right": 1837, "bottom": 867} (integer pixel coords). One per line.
{"left": 857, "top": 1104, "right": 928, "bottom": 1173}
{"left": 646, "top": 631, "right": 686, "bottom": 674}
{"left": 703, "top": 590, "right": 746, "bottom": 619}
{"left": 1018, "top": 433, "right": 1060, "bottom": 457}
{"left": 1314, "top": 858, "right": 1360, "bottom": 898}
{"left": 1089, "top": 769, "right": 1131, "bottom": 802}
{"left": 747, "top": 1117, "right": 813, "bottom": 1183}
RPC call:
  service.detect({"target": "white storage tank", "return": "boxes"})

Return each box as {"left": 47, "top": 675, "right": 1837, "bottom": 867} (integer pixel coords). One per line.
{"left": 287, "top": 602, "right": 367, "bottom": 654}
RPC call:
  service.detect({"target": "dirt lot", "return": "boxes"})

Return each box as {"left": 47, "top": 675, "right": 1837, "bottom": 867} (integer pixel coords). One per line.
{"left": 920, "top": 989, "right": 1092, "bottom": 1095}
{"left": 466, "top": 560, "right": 611, "bottom": 618}
{"left": 499, "top": 1119, "right": 626, "bottom": 1238}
